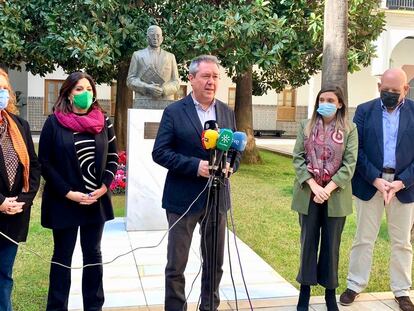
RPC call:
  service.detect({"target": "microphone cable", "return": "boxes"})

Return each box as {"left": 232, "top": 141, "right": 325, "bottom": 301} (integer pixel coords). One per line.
{"left": 0, "top": 176, "right": 213, "bottom": 270}
{"left": 185, "top": 176, "right": 214, "bottom": 311}
{"left": 224, "top": 179, "right": 254, "bottom": 311}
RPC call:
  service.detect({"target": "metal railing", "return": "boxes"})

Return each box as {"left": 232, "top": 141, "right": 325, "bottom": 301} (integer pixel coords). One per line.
{"left": 386, "top": 0, "right": 414, "bottom": 10}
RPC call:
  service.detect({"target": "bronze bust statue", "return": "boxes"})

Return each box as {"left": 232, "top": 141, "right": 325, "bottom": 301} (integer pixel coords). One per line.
{"left": 127, "top": 25, "right": 180, "bottom": 100}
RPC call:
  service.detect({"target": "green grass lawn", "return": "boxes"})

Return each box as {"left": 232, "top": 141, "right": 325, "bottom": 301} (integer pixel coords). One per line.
{"left": 230, "top": 150, "right": 403, "bottom": 296}
{"left": 10, "top": 151, "right": 403, "bottom": 310}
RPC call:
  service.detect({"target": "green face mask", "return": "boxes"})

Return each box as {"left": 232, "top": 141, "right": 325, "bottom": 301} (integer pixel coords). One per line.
{"left": 73, "top": 91, "right": 93, "bottom": 110}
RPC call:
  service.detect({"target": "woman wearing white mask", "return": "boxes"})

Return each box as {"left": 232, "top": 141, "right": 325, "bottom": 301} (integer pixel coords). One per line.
{"left": 0, "top": 69, "right": 41, "bottom": 310}
{"left": 39, "top": 72, "right": 118, "bottom": 311}
{"left": 291, "top": 86, "right": 358, "bottom": 311}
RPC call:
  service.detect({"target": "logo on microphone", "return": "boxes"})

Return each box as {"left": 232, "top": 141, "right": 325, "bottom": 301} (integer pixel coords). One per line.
{"left": 221, "top": 134, "right": 231, "bottom": 144}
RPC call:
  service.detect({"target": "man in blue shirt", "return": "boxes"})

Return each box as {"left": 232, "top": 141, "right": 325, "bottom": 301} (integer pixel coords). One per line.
{"left": 340, "top": 68, "right": 414, "bottom": 311}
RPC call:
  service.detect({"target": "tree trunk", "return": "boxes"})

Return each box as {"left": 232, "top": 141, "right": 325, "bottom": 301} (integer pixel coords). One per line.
{"left": 321, "top": 0, "right": 349, "bottom": 104}
{"left": 234, "top": 66, "right": 262, "bottom": 164}
{"left": 114, "top": 61, "right": 133, "bottom": 151}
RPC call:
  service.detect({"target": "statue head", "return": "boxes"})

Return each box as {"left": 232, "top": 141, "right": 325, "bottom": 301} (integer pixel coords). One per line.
{"left": 147, "top": 25, "right": 163, "bottom": 48}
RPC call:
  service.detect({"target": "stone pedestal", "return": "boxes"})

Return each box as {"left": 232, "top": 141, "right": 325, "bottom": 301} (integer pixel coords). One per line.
{"left": 126, "top": 99, "right": 174, "bottom": 231}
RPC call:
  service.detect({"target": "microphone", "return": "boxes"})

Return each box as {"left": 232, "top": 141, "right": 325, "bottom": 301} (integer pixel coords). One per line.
{"left": 204, "top": 120, "right": 219, "bottom": 131}
{"left": 201, "top": 129, "right": 219, "bottom": 171}
{"left": 212, "top": 128, "right": 234, "bottom": 172}
{"left": 228, "top": 131, "right": 247, "bottom": 176}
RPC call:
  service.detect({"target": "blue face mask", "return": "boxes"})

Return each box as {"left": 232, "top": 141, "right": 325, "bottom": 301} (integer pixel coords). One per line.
{"left": 0, "top": 89, "right": 9, "bottom": 110}
{"left": 317, "top": 103, "right": 337, "bottom": 117}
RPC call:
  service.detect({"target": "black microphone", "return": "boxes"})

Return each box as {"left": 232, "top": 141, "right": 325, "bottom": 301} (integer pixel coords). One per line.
{"left": 204, "top": 120, "right": 219, "bottom": 131}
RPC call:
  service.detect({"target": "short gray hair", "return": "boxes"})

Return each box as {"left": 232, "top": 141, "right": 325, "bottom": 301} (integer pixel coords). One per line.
{"left": 189, "top": 55, "right": 220, "bottom": 76}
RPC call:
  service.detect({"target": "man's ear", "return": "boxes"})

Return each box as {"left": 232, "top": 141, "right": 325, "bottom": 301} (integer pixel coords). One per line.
{"left": 403, "top": 83, "right": 409, "bottom": 96}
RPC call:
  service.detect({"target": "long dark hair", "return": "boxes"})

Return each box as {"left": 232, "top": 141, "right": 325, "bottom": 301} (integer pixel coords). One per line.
{"left": 305, "top": 86, "right": 350, "bottom": 136}
{"left": 53, "top": 72, "right": 103, "bottom": 113}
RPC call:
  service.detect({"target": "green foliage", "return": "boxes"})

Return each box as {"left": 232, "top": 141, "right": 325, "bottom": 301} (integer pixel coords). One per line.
{"left": 1, "top": 0, "right": 385, "bottom": 91}
{"left": 3, "top": 0, "right": 155, "bottom": 83}
{"left": 0, "top": 1, "right": 31, "bottom": 69}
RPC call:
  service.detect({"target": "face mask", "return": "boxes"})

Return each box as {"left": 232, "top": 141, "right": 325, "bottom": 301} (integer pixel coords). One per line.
{"left": 0, "top": 89, "right": 10, "bottom": 110}
{"left": 73, "top": 91, "right": 93, "bottom": 110}
{"left": 380, "top": 90, "right": 400, "bottom": 110}
{"left": 317, "top": 103, "right": 337, "bottom": 117}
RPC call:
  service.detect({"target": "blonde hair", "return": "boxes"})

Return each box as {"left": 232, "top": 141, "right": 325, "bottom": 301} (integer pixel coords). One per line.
{"left": 0, "top": 68, "right": 18, "bottom": 114}
{"left": 305, "top": 86, "right": 350, "bottom": 137}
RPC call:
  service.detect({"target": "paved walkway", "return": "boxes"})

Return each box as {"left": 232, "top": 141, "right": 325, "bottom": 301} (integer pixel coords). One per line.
{"left": 68, "top": 218, "right": 298, "bottom": 310}
{"left": 255, "top": 138, "right": 295, "bottom": 157}
{"left": 66, "top": 138, "right": 410, "bottom": 310}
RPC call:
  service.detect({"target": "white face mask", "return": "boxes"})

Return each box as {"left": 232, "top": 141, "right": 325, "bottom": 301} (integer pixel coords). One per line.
{"left": 0, "top": 89, "right": 9, "bottom": 110}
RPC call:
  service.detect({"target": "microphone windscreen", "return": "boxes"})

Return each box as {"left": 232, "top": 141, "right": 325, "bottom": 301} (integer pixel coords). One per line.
{"left": 231, "top": 132, "right": 248, "bottom": 152}
{"left": 216, "top": 128, "right": 234, "bottom": 151}
{"left": 204, "top": 120, "right": 219, "bottom": 131}
{"left": 202, "top": 129, "right": 219, "bottom": 149}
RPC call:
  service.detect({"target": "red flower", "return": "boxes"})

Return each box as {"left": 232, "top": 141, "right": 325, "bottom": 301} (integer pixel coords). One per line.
{"left": 110, "top": 150, "right": 127, "bottom": 194}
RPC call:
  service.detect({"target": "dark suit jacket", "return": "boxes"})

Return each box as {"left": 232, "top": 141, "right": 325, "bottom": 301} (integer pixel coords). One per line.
{"left": 39, "top": 114, "right": 117, "bottom": 229}
{"left": 352, "top": 97, "right": 414, "bottom": 203}
{"left": 0, "top": 113, "right": 41, "bottom": 242}
{"left": 152, "top": 94, "right": 240, "bottom": 215}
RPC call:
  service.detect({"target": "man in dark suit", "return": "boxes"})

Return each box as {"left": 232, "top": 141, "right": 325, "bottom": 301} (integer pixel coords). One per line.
{"left": 340, "top": 68, "right": 414, "bottom": 311}
{"left": 152, "top": 55, "right": 239, "bottom": 311}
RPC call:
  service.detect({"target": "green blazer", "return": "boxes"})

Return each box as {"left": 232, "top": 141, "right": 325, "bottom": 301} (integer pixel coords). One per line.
{"left": 291, "top": 119, "right": 358, "bottom": 217}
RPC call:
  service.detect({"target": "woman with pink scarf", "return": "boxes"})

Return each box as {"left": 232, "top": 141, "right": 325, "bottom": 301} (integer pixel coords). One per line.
{"left": 39, "top": 72, "right": 118, "bottom": 311}
{"left": 291, "top": 86, "right": 358, "bottom": 311}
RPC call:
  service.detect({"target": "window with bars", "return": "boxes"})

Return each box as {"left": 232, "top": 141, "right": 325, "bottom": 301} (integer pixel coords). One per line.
{"left": 228, "top": 87, "right": 236, "bottom": 110}
{"left": 44, "top": 79, "right": 64, "bottom": 115}
{"left": 277, "top": 86, "right": 296, "bottom": 108}
{"left": 277, "top": 86, "right": 296, "bottom": 121}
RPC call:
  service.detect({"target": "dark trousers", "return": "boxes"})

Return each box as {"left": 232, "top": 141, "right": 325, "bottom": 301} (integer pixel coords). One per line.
{"left": 0, "top": 239, "right": 18, "bottom": 311}
{"left": 46, "top": 223, "right": 105, "bottom": 311}
{"left": 165, "top": 209, "right": 226, "bottom": 311}
{"left": 297, "top": 200, "right": 346, "bottom": 289}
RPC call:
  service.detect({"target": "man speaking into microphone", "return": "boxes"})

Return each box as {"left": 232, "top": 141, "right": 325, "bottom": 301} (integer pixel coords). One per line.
{"left": 152, "top": 55, "right": 240, "bottom": 311}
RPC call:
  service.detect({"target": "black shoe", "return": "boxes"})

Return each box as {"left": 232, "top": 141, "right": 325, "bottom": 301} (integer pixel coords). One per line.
{"left": 339, "top": 288, "right": 359, "bottom": 306}
{"left": 296, "top": 285, "right": 310, "bottom": 311}
{"left": 395, "top": 296, "right": 414, "bottom": 311}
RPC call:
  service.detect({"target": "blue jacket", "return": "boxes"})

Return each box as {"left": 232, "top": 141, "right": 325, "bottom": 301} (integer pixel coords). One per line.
{"left": 352, "top": 97, "right": 414, "bottom": 203}
{"left": 152, "top": 95, "right": 240, "bottom": 215}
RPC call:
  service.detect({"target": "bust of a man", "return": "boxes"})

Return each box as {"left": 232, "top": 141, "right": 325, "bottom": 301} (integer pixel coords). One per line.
{"left": 127, "top": 25, "right": 180, "bottom": 100}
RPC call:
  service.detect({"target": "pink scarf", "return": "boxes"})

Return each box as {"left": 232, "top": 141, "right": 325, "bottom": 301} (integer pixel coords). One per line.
{"left": 54, "top": 107, "right": 105, "bottom": 134}
{"left": 304, "top": 118, "right": 345, "bottom": 186}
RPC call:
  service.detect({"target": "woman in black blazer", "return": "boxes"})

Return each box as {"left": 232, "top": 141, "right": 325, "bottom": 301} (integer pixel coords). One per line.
{"left": 39, "top": 72, "right": 118, "bottom": 311}
{"left": 0, "top": 69, "right": 41, "bottom": 310}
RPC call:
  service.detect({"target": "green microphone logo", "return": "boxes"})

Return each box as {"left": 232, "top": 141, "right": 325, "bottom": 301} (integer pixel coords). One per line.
{"left": 216, "top": 129, "right": 233, "bottom": 151}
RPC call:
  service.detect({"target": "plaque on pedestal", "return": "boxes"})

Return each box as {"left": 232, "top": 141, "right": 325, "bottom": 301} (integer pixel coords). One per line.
{"left": 126, "top": 108, "right": 170, "bottom": 231}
